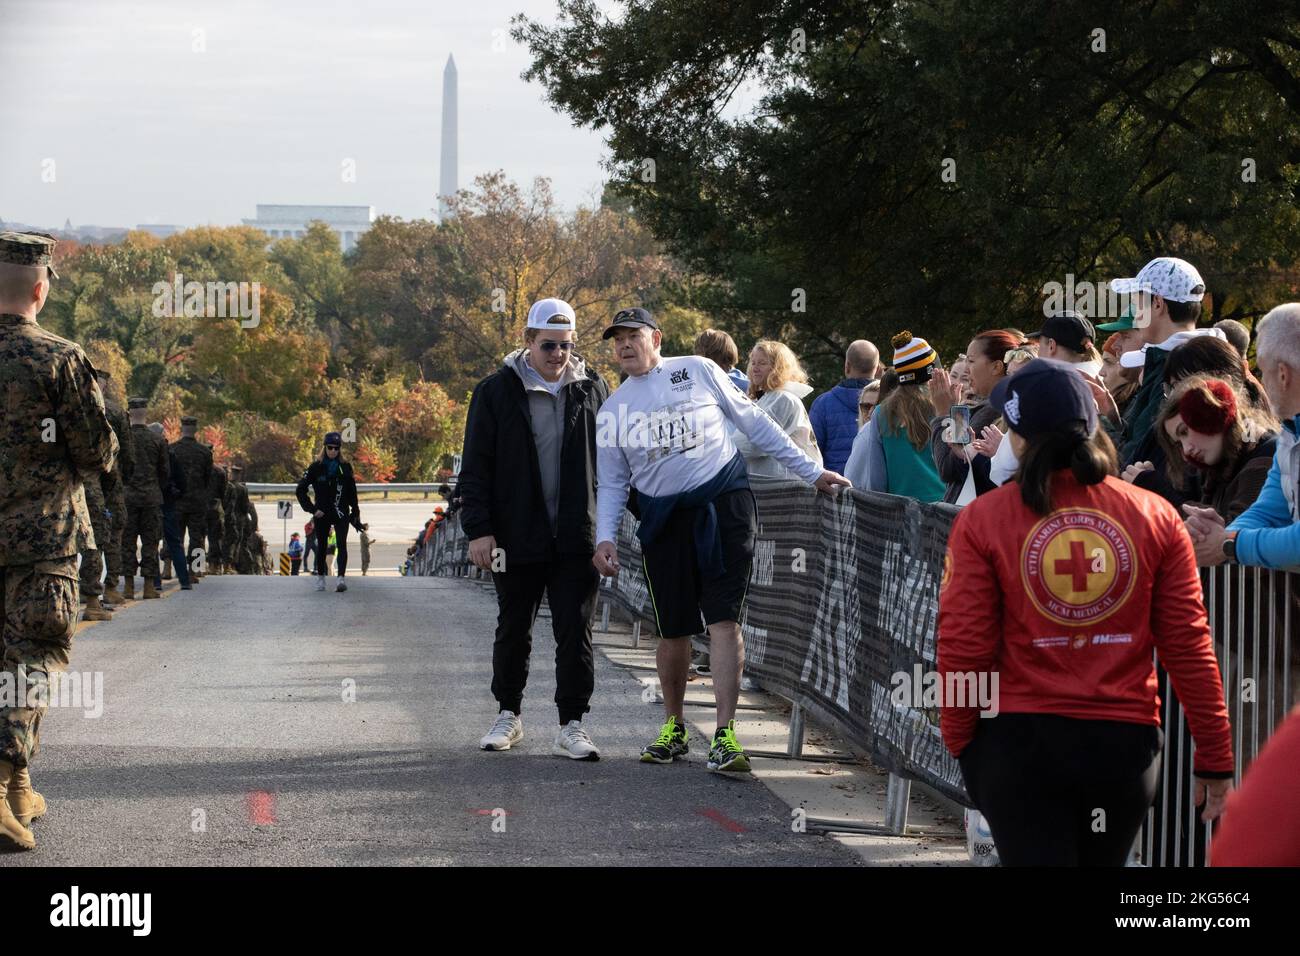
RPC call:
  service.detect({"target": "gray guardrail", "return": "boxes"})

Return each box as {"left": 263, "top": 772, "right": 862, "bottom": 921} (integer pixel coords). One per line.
{"left": 246, "top": 482, "right": 453, "bottom": 498}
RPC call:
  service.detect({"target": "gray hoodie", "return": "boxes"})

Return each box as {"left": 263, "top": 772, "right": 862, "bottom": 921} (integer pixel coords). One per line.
{"left": 507, "top": 348, "right": 588, "bottom": 532}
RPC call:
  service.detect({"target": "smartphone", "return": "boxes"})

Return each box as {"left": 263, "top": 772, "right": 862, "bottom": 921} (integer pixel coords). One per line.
{"left": 949, "top": 404, "right": 972, "bottom": 445}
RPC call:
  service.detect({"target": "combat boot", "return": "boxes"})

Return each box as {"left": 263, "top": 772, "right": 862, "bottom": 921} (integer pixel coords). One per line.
{"left": 0, "top": 763, "right": 36, "bottom": 851}
{"left": 162, "top": 559, "right": 173, "bottom": 580}
{"left": 82, "top": 595, "right": 112, "bottom": 621}
{"left": 7, "top": 766, "right": 46, "bottom": 826}
{"left": 122, "top": 577, "right": 135, "bottom": 600}
{"left": 142, "top": 581, "right": 160, "bottom": 599}
{"left": 102, "top": 586, "right": 125, "bottom": 605}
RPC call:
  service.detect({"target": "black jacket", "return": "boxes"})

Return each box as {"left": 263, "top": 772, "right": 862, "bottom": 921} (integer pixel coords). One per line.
{"left": 458, "top": 357, "right": 608, "bottom": 563}
{"left": 162, "top": 449, "right": 187, "bottom": 508}
{"left": 296, "top": 458, "right": 361, "bottom": 527}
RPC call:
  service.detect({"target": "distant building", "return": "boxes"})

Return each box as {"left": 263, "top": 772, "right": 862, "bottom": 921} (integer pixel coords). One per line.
{"left": 241, "top": 204, "right": 375, "bottom": 252}
{"left": 135, "top": 224, "right": 181, "bottom": 238}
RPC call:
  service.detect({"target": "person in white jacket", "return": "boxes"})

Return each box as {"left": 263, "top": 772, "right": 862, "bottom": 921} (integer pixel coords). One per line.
{"left": 734, "top": 340, "right": 823, "bottom": 479}
{"left": 592, "top": 310, "right": 849, "bottom": 773}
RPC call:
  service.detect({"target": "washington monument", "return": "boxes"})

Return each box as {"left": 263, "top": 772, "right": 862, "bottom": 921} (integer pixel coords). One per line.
{"left": 439, "top": 54, "right": 458, "bottom": 221}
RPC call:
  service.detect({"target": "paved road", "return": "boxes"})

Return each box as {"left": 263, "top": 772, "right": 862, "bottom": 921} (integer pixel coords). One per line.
{"left": 6, "top": 574, "right": 861, "bottom": 866}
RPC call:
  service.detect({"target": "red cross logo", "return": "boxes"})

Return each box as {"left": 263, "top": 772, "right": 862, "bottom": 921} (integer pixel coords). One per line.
{"left": 1053, "top": 540, "right": 1094, "bottom": 593}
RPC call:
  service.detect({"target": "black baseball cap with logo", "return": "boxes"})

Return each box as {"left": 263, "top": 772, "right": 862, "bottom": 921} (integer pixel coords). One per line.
{"left": 601, "top": 307, "right": 659, "bottom": 340}
{"left": 1027, "top": 311, "right": 1096, "bottom": 353}
{"left": 989, "top": 359, "right": 1098, "bottom": 440}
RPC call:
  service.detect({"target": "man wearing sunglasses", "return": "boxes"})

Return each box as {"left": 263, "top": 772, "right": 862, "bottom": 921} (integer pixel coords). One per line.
{"left": 459, "top": 298, "right": 610, "bottom": 760}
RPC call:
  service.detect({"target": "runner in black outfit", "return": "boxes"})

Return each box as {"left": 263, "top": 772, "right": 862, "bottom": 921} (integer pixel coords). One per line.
{"left": 295, "top": 431, "right": 363, "bottom": 593}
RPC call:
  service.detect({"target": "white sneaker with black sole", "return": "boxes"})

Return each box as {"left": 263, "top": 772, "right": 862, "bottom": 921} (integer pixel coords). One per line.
{"left": 553, "top": 720, "right": 600, "bottom": 761}
{"left": 480, "top": 710, "right": 523, "bottom": 751}
{"left": 314, "top": 576, "right": 326, "bottom": 592}
{"left": 336, "top": 576, "right": 347, "bottom": 592}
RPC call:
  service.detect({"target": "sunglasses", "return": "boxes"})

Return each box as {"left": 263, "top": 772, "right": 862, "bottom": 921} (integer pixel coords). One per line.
{"left": 325, "top": 445, "right": 340, "bottom": 451}
{"left": 539, "top": 341, "right": 575, "bottom": 353}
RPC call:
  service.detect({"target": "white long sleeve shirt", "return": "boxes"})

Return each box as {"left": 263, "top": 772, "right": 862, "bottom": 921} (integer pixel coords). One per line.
{"left": 595, "top": 355, "right": 824, "bottom": 544}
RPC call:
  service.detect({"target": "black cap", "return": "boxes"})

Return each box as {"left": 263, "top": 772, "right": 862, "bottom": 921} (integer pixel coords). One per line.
{"left": 989, "top": 358, "right": 1098, "bottom": 439}
{"left": 1027, "top": 311, "right": 1096, "bottom": 353}
{"left": 601, "top": 307, "right": 659, "bottom": 340}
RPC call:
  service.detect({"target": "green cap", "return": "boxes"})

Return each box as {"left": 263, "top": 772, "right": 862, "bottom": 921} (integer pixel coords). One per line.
{"left": 0, "top": 231, "right": 59, "bottom": 279}
{"left": 1096, "top": 305, "right": 1136, "bottom": 332}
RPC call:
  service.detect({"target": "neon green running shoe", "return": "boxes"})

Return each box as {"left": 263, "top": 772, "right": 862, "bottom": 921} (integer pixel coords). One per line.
{"left": 640, "top": 716, "right": 689, "bottom": 763}
{"left": 707, "top": 720, "right": 751, "bottom": 773}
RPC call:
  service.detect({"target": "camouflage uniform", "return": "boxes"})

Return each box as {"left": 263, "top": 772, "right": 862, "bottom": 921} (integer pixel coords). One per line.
{"left": 206, "top": 457, "right": 226, "bottom": 573}
{"left": 169, "top": 420, "right": 214, "bottom": 577}
{"left": 122, "top": 406, "right": 168, "bottom": 582}
{"left": 100, "top": 391, "right": 133, "bottom": 593}
{"left": 231, "top": 471, "right": 258, "bottom": 574}
{"left": 222, "top": 469, "right": 243, "bottom": 572}
{"left": 77, "top": 476, "right": 110, "bottom": 599}
{"left": 0, "top": 232, "right": 118, "bottom": 771}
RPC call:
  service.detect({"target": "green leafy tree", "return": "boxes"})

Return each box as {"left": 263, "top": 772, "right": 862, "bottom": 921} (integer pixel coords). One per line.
{"left": 516, "top": 0, "right": 1300, "bottom": 377}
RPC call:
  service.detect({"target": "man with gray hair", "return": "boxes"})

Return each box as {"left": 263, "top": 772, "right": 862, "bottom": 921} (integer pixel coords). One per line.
{"left": 1185, "top": 303, "right": 1300, "bottom": 569}
{"left": 809, "top": 339, "right": 881, "bottom": 474}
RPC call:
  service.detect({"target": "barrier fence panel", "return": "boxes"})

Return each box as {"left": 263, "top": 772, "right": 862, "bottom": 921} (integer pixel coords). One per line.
{"left": 409, "top": 489, "right": 1296, "bottom": 865}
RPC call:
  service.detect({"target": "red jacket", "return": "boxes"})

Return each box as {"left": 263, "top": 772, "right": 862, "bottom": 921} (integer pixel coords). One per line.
{"left": 1212, "top": 704, "right": 1300, "bottom": 866}
{"left": 937, "top": 471, "right": 1233, "bottom": 775}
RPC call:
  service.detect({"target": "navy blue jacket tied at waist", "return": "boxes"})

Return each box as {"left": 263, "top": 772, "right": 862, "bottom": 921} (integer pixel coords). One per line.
{"left": 635, "top": 453, "right": 751, "bottom": 578}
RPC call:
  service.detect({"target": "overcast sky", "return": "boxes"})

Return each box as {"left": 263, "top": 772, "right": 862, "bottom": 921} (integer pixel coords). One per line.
{"left": 0, "top": 0, "right": 614, "bottom": 229}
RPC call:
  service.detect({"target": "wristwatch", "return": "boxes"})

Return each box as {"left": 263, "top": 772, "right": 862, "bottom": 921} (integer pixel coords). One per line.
{"left": 1222, "top": 531, "right": 1238, "bottom": 563}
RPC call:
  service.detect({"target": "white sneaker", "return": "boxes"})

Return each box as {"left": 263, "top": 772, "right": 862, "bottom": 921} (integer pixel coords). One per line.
{"left": 336, "top": 576, "right": 347, "bottom": 592}
{"left": 314, "top": 576, "right": 326, "bottom": 592}
{"left": 552, "top": 720, "right": 600, "bottom": 761}
{"left": 480, "top": 711, "right": 523, "bottom": 751}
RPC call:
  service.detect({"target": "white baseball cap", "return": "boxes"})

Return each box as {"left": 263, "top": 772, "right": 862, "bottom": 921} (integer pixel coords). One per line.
{"left": 526, "top": 297, "right": 576, "bottom": 331}
{"left": 1110, "top": 257, "right": 1206, "bottom": 303}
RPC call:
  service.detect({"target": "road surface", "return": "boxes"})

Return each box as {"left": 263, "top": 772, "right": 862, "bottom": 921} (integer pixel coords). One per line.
{"left": 8, "top": 573, "right": 863, "bottom": 866}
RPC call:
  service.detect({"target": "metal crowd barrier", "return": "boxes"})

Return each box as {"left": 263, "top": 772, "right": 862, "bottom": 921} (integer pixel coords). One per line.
{"left": 409, "top": 500, "right": 1296, "bottom": 866}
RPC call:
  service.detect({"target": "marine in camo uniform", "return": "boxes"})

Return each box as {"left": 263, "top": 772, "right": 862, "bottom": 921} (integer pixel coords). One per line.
{"left": 222, "top": 465, "right": 244, "bottom": 572}
{"left": 0, "top": 232, "right": 118, "bottom": 851}
{"left": 232, "top": 467, "right": 258, "bottom": 574}
{"left": 97, "top": 370, "right": 133, "bottom": 604}
{"left": 76, "top": 372, "right": 113, "bottom": 622}
{"left": 205, "top": 455, "right": 226, "bottom": 574}
{"left": 169, "top": 416, "right": 214, "bottom": 581}
{"left": 120, "top": 398, "right": 168, "bottom": 599}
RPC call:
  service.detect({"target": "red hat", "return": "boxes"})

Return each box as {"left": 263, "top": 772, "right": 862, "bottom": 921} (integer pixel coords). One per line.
{"left": 1178, "top": 380, "right": 1237, "bottom": 435}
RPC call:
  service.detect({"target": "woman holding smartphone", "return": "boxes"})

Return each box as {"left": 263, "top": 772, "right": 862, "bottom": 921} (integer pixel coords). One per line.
{"left": 928, "top": 329, "right": 1020, "bottom": 504}
{"left": 296, "top": 431, "right": 363, "bottom": 593}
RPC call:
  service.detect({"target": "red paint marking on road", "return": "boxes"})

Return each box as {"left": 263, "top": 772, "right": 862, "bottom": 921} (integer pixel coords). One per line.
{"left": 696, "top": 807, "right": 746, "bottom": 833}
{"left": 247, "top": 791, "right": 277, "bottom": 825}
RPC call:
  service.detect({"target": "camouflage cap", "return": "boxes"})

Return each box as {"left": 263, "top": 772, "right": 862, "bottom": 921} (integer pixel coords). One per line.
{"left": 181, "top": 415, "right": 198, "bottom": 427}
{"left": 0, "top": 231, "right": 59, "bottom": 279}
{"left": 128, "top": 397, "right": 147, "bottom": 409}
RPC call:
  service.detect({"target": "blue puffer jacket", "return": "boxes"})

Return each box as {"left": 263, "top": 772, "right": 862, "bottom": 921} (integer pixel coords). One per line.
{"left": 809, "top": 378, "right": 873, "bottom": 474}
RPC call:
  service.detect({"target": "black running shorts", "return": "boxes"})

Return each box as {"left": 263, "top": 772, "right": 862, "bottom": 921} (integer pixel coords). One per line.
{"left": 640, "top": 488, "right": 757, "bottom": 639}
